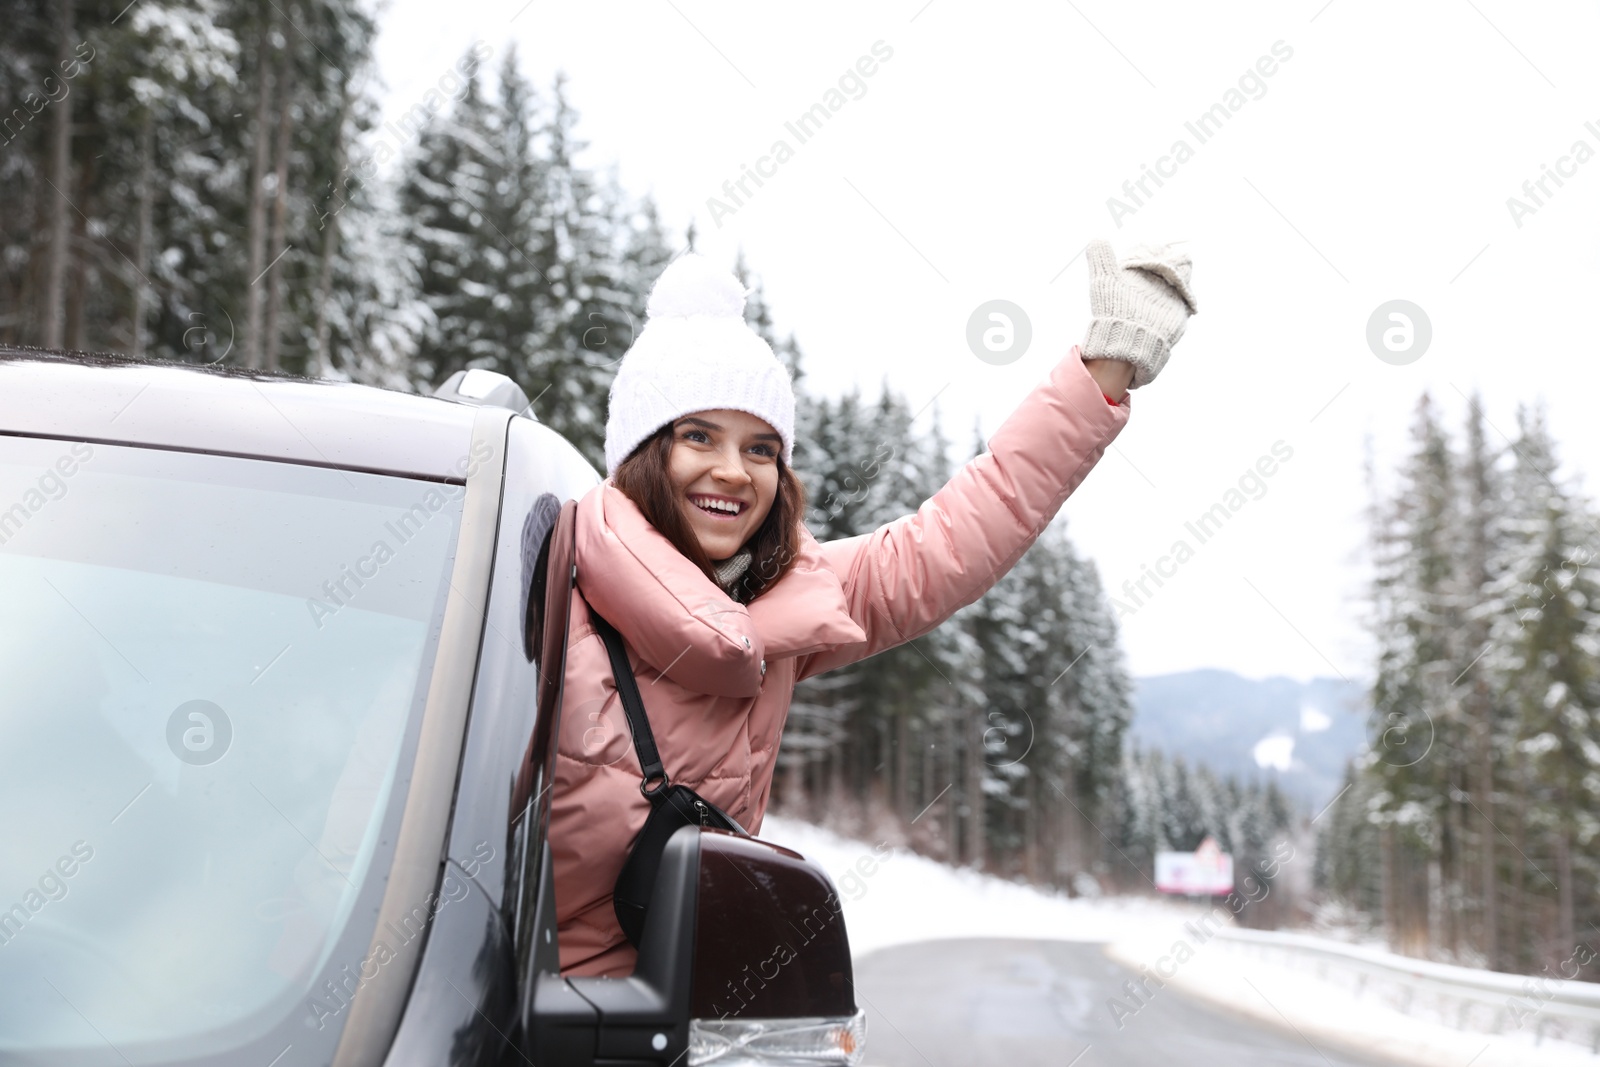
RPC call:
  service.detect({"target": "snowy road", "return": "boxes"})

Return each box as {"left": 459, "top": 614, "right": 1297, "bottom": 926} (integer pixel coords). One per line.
{"left": 851, "top": 937, "right": 1399, "bottom": 1067}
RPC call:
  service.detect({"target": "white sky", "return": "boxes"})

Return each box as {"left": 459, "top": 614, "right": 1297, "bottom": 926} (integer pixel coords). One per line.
{"left": 366, "top": 0, "right": 1600, "bottom": 685}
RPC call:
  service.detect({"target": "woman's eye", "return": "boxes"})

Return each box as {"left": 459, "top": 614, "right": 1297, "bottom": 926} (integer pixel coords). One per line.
{"left": 680, "top": 429, "right": 710, "bottom": 444}
{"left": 749, "top": 444, "right": 777, "bottom": 458}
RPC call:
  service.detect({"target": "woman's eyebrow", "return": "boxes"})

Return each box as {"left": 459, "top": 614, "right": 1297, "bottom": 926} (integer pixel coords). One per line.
{"left": 676, "top": 416, "right": 778, "bottom": 442}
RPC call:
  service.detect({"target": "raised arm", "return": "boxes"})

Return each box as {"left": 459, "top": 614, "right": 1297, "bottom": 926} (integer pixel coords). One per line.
{"left": 794, "top": 238, "right": 1196, "bottom": 679}
{"left": 795, "top": 347, "right": 1130, "bottom": 680}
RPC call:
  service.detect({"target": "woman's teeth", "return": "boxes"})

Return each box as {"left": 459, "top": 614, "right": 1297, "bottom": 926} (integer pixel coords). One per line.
{"left": 691, "top": 496, "right": 743, "bottom": 516}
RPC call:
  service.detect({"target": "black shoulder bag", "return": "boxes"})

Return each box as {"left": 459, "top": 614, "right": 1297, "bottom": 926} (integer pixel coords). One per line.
{"left": 587, "top": 606, "right": 749, "bottom": 948}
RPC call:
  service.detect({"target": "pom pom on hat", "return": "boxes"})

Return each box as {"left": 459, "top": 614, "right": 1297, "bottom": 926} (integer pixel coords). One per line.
{"left": 645, "top": 253, "right": 748, "bottom": 320}
{"left": 604, "top": 254, "right": 796, "bottom": 477}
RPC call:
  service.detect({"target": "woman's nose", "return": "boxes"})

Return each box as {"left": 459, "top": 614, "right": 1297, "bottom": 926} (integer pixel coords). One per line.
{"left": 711, "top": 445, "right": 752, "bottom": 485}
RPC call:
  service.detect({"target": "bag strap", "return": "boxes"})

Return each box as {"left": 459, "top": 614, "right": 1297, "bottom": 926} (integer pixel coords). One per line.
{"left": 587, "top": 607, "right": 671, "bottom": 800}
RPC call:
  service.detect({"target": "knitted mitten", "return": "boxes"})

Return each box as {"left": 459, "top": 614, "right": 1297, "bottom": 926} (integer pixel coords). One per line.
{"left": 1081, "top": 239, "right": 1198, "bottom": 389}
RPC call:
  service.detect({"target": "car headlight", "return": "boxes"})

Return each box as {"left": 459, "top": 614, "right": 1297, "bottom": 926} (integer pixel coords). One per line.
{"left": 689, "top": 1011, "right": 867, "bottom": 1066}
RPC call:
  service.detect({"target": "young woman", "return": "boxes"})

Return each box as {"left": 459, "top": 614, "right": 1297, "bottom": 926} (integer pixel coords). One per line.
{"left": 548, "top": 241, "right": 1197, "bottom": 977}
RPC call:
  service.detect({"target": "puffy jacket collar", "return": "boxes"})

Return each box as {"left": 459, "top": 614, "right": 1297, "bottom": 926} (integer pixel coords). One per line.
{"left": 573, "top": 485, "right": 866, "bottom": 698}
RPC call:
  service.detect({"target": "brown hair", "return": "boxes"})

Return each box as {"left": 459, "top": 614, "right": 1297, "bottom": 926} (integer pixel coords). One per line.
{"left": 612, "top": 423, "right": 807, "bottom": 602}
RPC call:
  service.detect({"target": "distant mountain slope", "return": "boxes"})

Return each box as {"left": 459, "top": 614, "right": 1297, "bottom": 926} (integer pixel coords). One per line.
{"left": 1129, "top": 670, "right": 1371, "bottom": 812}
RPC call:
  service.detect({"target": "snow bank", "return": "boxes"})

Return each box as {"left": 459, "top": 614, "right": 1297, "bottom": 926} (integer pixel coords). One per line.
{"left": 759, "top": 815, "right": 1192, "bottom": 959}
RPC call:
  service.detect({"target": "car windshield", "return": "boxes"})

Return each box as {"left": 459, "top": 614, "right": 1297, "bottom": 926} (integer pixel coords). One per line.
{"left": 0, "top": 434, "right": 463, "bottom": 1064}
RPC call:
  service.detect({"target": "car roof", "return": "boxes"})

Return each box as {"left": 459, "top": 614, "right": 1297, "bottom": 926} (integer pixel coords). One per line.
{"left": 0, "top": 347, "right": 482, "bottom": 481}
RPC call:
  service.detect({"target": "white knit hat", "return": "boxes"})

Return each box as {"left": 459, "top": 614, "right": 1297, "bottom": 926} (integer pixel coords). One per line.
{"left": 603, "top": 253, "right": 796, "bottom": 476}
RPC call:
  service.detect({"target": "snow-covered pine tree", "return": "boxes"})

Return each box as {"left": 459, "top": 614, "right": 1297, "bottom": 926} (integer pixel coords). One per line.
{"left": 1053, "top": 527, "right": 1136, "bottom": 863}
{"left": 52, "top": 0, "right": 240, "bottom": 357}
{"left": 514, "top": 72, "right": 631, "bottom": 466}
{"left": 270, "top": 0, "right": 385, "bottom": 376}
{"left": 960, "top": 518, "right": 1051, "bottom": 872}
{"left": 1189, "top": 763, "right": 1226, "bottom": 850}
{"left": 974, "top": 518, "right": 1135, "bottom": 887}
{"left": 1480, "top": 402, "right": 1600, "bottom": 970}
{"left": 1364, "top": 391, "right": 1462, "bottom": 955}
{"left": 1452, "top": 390, "right": 1516, "bottom": 968}
{"left": 820, "top": 389, "right": 956, "bottom": 840}
{"left": 456, "top": 46, "right": 547, "bottom": 387}
{"left": 778, "top": 389, "right": 861, "bottom": 818}
{"left": 0, "top": 0, "right": 52, "bottom": 343}
{"left": 1105, "top": 747, "right": 1148, "bottom": 887}
{"left": 396, "top": 57, "right": 505, "bottom": 391}
{"left": 1314, "top": 761, "right": 1384, "bottom": 920}
{"left": 1163, "top": 754, "right": 1201, "bottom": 850}
{"left": 613, "top": 194, "right": 675, "bottom": 360}
{"left": 729, "top": 250, "right": 804, "bottom": 390}
{"left": 307, "top": 58, "right": 425, "bottom": 391}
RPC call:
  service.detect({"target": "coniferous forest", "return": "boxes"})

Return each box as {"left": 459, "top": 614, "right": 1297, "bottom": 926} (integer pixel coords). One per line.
{"left": 1316, "top": 394, "right": 1600, "bottom": 977}
{"left": 8, "top": 1, "right": 1595, "bottom": 983}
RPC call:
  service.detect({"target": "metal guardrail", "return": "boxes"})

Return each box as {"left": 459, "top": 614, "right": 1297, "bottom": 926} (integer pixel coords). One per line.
{"left": 1211, "top": 927, "right": 1600, "bottom": 1052}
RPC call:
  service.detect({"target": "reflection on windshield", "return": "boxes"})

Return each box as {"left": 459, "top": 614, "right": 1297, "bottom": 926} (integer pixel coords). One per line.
{"left": 0, "top": 436, "right": 462, "bottom": 1062}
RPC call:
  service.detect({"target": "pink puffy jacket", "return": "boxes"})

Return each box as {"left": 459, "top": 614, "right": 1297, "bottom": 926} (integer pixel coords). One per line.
{"left": 548, "top": 348, "right": 1130, "bottom": 976}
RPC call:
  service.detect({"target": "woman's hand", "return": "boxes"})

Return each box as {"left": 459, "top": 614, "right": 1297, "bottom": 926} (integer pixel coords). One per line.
{"left": 1082, "top": 239, "right": 1198, "bottom": 391}
{"left": 1083, "top": 357, "right": 1135, "bottom": 403}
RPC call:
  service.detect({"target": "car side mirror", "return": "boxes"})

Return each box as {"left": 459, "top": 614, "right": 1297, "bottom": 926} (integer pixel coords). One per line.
{"left": 527, "top": 826, "right": 866, "bottom": 1065}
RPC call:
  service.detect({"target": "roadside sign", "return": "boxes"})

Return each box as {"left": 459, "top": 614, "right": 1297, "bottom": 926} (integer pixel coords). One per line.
{"left": 1154, "top": 835, "right": 1234, "bottom": 895}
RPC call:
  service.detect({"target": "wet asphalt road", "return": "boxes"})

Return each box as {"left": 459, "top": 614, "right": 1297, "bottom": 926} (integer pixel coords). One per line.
{"left": 850, "top": 938, "right": 1398, "bottom": 1067}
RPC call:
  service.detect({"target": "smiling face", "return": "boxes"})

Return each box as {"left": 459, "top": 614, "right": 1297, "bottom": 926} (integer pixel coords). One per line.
{"left": 666, "top": 408, "right": 781, "bottom": 560}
